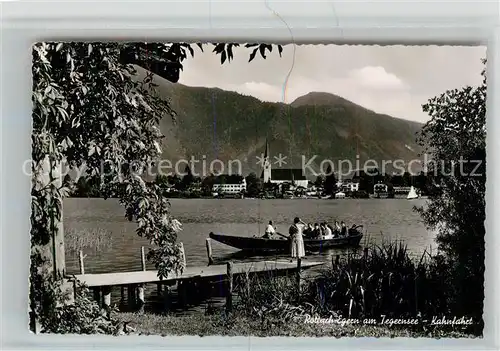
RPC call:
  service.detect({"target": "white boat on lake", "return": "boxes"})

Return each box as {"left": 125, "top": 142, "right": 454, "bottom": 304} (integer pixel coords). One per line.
{"left": 407, "top": 186, "right": 419, "bottom": 200}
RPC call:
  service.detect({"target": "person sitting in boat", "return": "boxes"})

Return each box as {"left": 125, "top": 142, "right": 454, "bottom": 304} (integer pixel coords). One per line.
{"left": 340, "top": 221, "right": 347, "bottom": 236}
{"left": 263, "top": 220, "right": 276, "bottom": 239}
{"left": 303, "top": 223, "right": 314, "bottom": 238}
{"left": 307, "top": 223, "right": 314, "bottom": 236}
{"left": 313, "top": 223, "right": 321, "bottom": 238}
{"left": 327, "top": 223, "right": 336, "bottom": 237}
{"left": 289, "top": 217, "right": 306, "bottom": 259}
{"left": 334, "top": 221, "right": 341, "bottom": 235}
{"left": 322, "top": 222, "right": 329, "bottom": 236}
{"left": 317, "top": 223, "right": 325, "bottom": 238}
{"left": 323, "top": 223, "right": 334, "bottom": 239}
{"left": 348, "top": 223, "right": 361, "bottom": 236}
{"left": 322, "top": 223, "right": 330, "bottom": 238}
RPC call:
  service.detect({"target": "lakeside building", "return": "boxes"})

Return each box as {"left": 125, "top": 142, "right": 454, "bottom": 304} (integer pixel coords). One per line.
{"left": 212, "top": 176, "right": 246, "bottom": 196}
{"left": 260, "top": 139, "right": 309, "bottom": 188}
{"left": 374, "top": 183, "right": 389, "bottom": 194}
{"left": 373, "top": 182, "right": 390, "bottom": 198}
{"left": 337, "top": 178, "right": 360, "bottom": 193}
{"left": 306, "top": 184, "right": 323, "bottom": 197}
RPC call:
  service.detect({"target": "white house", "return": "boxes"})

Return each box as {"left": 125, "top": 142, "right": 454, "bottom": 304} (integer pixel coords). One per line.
{"left": 338, "top": 179, "right": 360, "bottom": 192}
{"left": 349, "top": 181, "right": 360, "bottom": 192}
{"left": 212, "top": 178, "right": 246, "bottom": 196}
{"left": 374, "top": 183, "right": 388, "bottom": 194}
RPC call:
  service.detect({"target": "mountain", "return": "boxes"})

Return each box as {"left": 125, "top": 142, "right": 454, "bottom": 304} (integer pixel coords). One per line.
{"left": 291, "top": 91, "right": 369, "bottom": 111}
{"left": 135, "top": 66, "right": 424, "bottom": 178}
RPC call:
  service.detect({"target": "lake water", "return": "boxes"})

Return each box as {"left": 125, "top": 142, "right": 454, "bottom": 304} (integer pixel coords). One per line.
{"left": 64, "top": 198, "right": 436, "bottom": 275}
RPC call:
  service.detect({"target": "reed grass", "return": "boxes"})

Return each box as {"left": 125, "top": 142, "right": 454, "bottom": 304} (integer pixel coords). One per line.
{"left": 235, "top": 240, "right": 465, "bottom": 334}
{"left": 306, "top": 241, "right": 428, "bottom": 319}
{"left": 65, "top": 228, "right": 113, "bottom": 254}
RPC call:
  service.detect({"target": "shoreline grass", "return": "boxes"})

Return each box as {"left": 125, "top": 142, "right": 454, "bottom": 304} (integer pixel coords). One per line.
{"left": 109, "top": 241, "right": 480, "bottom": 338}
{"left": 65, "top": 228, "right": 113, "bottom": 254}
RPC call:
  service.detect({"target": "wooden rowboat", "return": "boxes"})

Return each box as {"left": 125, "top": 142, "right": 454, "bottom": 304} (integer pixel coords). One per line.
{"left": 209, "top": 229, "right": 363, "bottom": 253}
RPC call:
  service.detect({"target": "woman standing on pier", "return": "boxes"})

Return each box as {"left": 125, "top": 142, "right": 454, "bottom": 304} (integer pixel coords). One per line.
{"left": 289, "top": 217, "right": 306, "bottom": 258}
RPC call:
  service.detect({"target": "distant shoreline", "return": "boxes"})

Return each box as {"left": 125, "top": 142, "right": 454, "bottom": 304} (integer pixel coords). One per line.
{"left": 67, "top": 196, "right": 418, "bottom": 200}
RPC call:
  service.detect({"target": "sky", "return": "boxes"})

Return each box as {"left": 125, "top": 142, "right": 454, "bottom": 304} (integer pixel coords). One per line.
{"left": 178, "top": 44, "right": 486, "bottom": 123}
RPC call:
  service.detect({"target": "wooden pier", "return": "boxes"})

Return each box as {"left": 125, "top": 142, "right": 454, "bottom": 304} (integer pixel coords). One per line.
{"left": 75, "top": 259, "right": 322, "bottom": 287}
{"left": 74, "top": 251, "right": 323, "bottom": 313}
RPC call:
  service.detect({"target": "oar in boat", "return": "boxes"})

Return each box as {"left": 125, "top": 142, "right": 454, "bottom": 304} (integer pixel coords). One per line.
{"left": 274, "top": 232, "right": 289, "bottom": 240}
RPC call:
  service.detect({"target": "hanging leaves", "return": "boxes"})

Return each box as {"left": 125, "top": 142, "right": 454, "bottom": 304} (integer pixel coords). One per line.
{"left": 249, "top": 48, "right": 258, "bottom": 62}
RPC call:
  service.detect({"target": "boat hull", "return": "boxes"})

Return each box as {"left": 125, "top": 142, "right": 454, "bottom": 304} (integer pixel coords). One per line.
{"left": 209, "top": 231, "right": 363, "bottom": 253}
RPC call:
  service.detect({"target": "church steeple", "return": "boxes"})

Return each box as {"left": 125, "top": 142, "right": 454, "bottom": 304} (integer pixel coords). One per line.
{"left": 263, "top": 138, "right": 272, "bottom": 183}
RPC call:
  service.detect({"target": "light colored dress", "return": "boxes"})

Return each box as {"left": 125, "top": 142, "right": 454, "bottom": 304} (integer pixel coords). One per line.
{"left": 289, "top": 223, "right": 306, "bottom": 258}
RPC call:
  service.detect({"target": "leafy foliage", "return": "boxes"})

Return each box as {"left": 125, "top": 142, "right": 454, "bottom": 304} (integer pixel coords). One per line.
{"left": 30, "top": 251, "right": 119, "bottom": 334}
{"left": 32, "top": 42, "right": 184, "bottom": 279}
{"left": 245, "top": 172, "right": 263, "bottom": 197}
{"left": 71, "top": 176, "right": 102, "bottom": 197}
{"left": 121, "top": 42, "right": 283, "bottom": 82}
{"left": 211, "top": 43, "right": 282, "bottom": 64}
{"left": 323, "top": 165, "right": 337, "bottom": 195}
{"left": 415, "top": 59, "right": 486, "bottom": 333}
{"left": 30, "top": 41, "right": 280, "bottom": 333}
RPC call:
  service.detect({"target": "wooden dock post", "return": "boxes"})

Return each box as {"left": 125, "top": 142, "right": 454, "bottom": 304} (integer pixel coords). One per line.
{"left": 137, "top": 284, "right": 145, "bottom": 313}
{"left": 141, "top": 246, "right": 146, "bottom": 271}
{"left": 178, "top": 280, "right": 186, "bottom": 307}
{"left": 226, "top": 261, "right": 233, "bottom": 313}
{"left": 179, "top": 242, "right": 186, "bottom": 268}
{"left": 127, "top": 284, "right": 135, "bottom": 307}
{"left": 163, "top": 285, "right": 171, "bottom": 311}
{"left": 206, "top": 238, "right": 214, "bottom": 266}
{"left": 102, "top": 286, "right": 111, "bottom": 310}
{"left": 93, "top": 287, "right": 101, "bottom": 306}
{"left": 245, "top": 270, "right": 250, "bottom": 298}
{"left": 332, "top": 254, "right": 340, "bottom": 269}
{"left": 78, "top": 250, "right": 86, "bottom": 275}
{"left": 296, "top": 257, "right": 302, "bottom": 297}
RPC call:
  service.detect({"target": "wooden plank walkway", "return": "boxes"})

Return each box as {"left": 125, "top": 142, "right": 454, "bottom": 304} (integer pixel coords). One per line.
{"left": 74, "top": 259, "right": 323, "bottom": 288}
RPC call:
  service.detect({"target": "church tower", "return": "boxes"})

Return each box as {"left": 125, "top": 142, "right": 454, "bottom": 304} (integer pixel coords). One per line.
{"left": 263, "top": 138, "right": 272, "bottom": 183}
